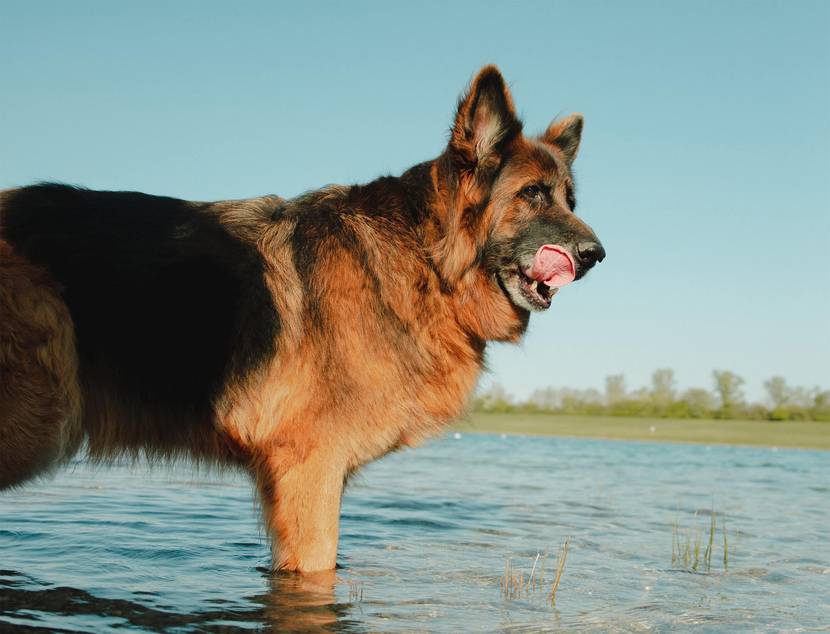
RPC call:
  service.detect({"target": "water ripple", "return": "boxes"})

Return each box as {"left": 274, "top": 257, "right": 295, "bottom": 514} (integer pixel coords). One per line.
{"left": 1, "top": 435, "right": 828, "bottom": 631}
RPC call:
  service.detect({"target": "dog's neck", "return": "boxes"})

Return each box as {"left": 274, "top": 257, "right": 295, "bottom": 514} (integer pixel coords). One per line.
{"left": 400, "top": 158, "right": 530, "bottom": 344}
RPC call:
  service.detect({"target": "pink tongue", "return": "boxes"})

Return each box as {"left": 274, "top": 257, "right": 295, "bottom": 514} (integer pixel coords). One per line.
{"left": 527, "top": 245, "right": 576, "bottom": 288}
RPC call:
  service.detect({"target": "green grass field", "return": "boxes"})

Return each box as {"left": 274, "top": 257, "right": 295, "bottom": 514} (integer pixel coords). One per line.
{"left": 454, "top": 413, "right": 830, "bottom": 449}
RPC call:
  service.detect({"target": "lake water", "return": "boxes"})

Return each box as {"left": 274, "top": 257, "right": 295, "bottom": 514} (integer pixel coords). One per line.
{"left": 1, "top": 434, "right": 828, "bottom": 632}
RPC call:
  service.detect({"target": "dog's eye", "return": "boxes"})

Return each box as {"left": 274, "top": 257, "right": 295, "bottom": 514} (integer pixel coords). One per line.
{"left": 521, "top": 185, "right": 543, "bottom": 201}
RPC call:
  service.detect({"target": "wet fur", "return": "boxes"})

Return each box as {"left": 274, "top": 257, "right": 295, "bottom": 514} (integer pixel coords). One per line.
{"left": 0, "top": 66, "right": 602, "bottom": 572}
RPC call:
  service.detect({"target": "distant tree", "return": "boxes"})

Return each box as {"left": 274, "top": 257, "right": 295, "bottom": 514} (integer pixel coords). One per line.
{"left": 650, "top": 368, "right": 676, "bottom": 414}
{"left": 605, "top": 374, "right": 626, "bottom": 406}
{"left": 788, "top": 386, "right": 815, "bottom": 409}
{"left": 680, "top": 388, "right": 716, "bottom": 418}
{"left": 630, "top": 387, "right": 651, "bottom": 402}
{"left": 764, "top": 376, "right": 790, "bottom": 409}
{"left": 712, "top": 370, "right": 745, "bottom": 417}
{"left": 559, "top": 388, "right": 603, "bottom": 415}
{"left": 472, "top": 370, "right": 828, "bottom": 421}
{"left": 767, "top": 386, "right": 830, "bottom": 421}
{"left": 529, "top": 387, "right": 561, "bottom": 411}
{"left": 812, "top": 389, "right": 830, "bottom": 421}
{"left": 473, "top": 383, "right": 514, "bottom": 413}
{"left": 580, "top": 388, "right": 604, "bottom": 415}
{"left": 783, "top": 386, "right": 820, "bottom": 420}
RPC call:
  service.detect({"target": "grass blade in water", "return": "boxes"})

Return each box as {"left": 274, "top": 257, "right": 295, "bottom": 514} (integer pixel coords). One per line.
{"left": 549, "top": 537, "right": 570, "bottom": 606}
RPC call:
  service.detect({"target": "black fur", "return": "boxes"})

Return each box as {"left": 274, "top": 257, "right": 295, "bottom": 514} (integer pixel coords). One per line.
{"left": 0, "top": 184, "right": 279, "bottom": 424}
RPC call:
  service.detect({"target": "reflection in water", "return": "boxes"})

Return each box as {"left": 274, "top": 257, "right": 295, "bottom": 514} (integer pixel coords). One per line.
{"left": 0, "top": 568, "right": 351, "bottom": 632}
{"left": 1, "top": 435, "right": 828, "bottom": 631}
{"left": 258, "top": 570, "right": 345, "bottom": 632}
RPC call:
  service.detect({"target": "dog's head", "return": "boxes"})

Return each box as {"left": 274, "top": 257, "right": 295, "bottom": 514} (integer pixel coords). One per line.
{"left": 432, "top": 65, "right": 604, "bottom": 336}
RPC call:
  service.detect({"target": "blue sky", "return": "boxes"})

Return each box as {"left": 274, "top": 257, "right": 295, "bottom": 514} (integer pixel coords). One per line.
{"left": 1, "top": 1, "right": 828, "bottom": 401}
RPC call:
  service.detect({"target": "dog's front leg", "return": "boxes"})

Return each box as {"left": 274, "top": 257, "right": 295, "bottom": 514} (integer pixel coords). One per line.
{"left": 255, "top": 449, "right": 345, "bottom": 573}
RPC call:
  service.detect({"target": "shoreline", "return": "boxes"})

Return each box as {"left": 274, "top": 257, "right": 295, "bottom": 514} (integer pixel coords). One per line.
{"left": 452, "top": 413, "right": 830, "bottom": 450}
{"left": 450, "top": 428, "right": 828, "bottom": 452}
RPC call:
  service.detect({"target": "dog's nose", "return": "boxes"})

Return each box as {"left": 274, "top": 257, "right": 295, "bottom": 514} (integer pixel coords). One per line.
{"left": 576, "top": 241, "right": 606, "bottom": 268}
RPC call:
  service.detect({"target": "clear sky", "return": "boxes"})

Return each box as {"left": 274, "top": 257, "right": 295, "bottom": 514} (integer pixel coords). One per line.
{"left": 1, "top": 1, "right": 828, "bottom": 401}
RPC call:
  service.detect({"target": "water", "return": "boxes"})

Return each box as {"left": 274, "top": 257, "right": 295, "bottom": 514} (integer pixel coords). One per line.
{"left": 1, "top": 434, "right": 828, "bottom": 632}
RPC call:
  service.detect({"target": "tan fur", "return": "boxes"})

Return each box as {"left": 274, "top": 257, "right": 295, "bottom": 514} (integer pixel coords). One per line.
{"left": 0, "top": 66, "right": 602, "bottom": 573}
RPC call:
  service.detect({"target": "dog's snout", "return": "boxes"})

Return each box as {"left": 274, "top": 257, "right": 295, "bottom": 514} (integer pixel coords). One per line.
{"left": 576, "top": 240, "right": 605, "bottom": 268}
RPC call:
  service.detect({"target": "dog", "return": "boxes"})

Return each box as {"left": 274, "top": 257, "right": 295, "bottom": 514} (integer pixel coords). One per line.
{"left": 0, "top": 65, "right": 604, "bottom": 573}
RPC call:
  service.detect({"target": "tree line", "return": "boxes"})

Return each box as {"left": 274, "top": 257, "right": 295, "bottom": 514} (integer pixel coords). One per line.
{"left": 472, "top": 369, "right": 830, "bottom": 422}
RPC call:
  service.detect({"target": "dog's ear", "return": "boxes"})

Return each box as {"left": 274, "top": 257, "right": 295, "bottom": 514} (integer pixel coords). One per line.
{"left": 540, "top": 114, "right": 584, "bottom": 166}
{"left": 450, "top": 65, "right": 522, "bottom": 174}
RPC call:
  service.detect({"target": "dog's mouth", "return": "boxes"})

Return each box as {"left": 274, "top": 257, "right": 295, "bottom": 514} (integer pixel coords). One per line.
{"left": 496, "top": 245, "right": 576, "bottom": 312}
{"left": 498, "top": 268, "right": 558, "bottom": 311}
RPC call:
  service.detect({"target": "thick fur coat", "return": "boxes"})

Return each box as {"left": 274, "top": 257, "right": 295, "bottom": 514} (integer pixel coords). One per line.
{"left": 0, "top": 66, "right": 604, "bottom": 572}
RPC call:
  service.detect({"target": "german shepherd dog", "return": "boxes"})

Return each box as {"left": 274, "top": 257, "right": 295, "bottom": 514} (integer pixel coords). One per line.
{"left": 0, "top": 66, "right": 604, "bottom": 573}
